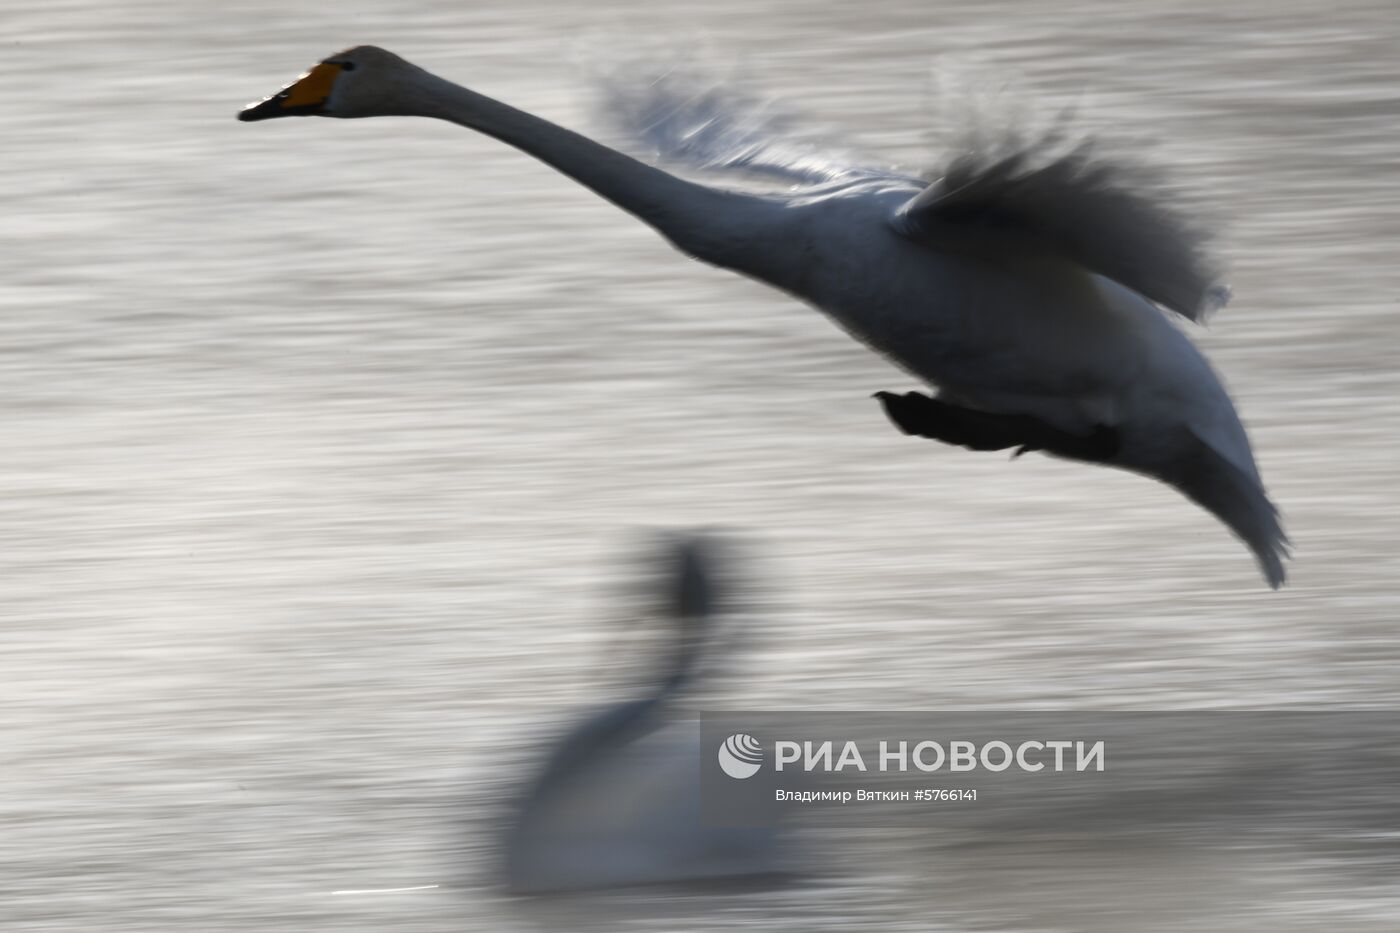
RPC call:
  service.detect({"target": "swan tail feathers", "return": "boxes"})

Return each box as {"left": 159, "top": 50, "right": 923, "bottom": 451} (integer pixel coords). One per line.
{"left": 1161, "top": 432, "right": 1289, "bottom": 588}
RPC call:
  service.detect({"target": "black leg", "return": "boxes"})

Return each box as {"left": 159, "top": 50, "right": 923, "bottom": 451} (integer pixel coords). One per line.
{"left": 874, "top": 391, "right": 1024, "bottom": 451}
{"left": 873, "top": 391, "right": 1120, "bottom": 462}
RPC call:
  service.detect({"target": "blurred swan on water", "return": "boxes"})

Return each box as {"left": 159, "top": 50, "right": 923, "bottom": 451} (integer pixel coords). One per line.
{"left": 499, "top": 535, "right": 787, "bottom": 893}
{"left": 239, "top": 47, "right": 1287, "bottom": 587}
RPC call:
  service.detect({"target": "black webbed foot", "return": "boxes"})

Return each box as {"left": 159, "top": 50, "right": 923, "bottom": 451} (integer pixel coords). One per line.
{"left": 873, "top": 391, "right": 1120, "bottom": 463}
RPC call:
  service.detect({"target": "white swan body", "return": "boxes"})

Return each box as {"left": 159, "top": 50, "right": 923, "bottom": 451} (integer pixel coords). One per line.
{"left": 505, "top": 712, "right": 784, "bottom": 893}
{"left": 240, "top": 47, "right": 1287, "bottom": 587}
{"left": 500, "top": 537, "right": 787, "bottom": 893}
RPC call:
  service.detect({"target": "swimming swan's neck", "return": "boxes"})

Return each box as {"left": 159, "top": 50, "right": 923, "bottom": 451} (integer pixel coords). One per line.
{"left": 398, "top": 71, "right": 793, "bottom": 279}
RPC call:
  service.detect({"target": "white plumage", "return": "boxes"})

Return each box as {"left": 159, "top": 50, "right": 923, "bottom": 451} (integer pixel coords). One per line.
{"left": 499, "top": 536, "right": 788, "bottom": 893}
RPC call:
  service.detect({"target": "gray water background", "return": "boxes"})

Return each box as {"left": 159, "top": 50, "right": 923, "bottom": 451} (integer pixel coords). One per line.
{"left": 3, "top": 0, "right": 1399, "bottom": 929}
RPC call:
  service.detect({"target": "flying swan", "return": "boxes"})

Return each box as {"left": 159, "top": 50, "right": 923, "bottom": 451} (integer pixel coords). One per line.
{"left": 239, "top": 47, "right": 1288, "bottom": 587}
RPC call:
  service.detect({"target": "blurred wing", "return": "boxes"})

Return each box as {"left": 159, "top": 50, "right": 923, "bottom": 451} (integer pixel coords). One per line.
{"left": 595, "top": 64, "right": 901, "bottom": 187}
{"left": 893, "top": 139, "right": 1227, "bottom": 321}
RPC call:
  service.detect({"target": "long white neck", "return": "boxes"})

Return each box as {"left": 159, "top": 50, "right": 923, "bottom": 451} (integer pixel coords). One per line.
{"left": 393, "top": 69, "right": 796, "bottom": 282}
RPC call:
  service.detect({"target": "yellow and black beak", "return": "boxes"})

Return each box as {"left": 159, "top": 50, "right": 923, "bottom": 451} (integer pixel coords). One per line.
{"left": 238, "top": 61, "right": 345, "bottom": 122}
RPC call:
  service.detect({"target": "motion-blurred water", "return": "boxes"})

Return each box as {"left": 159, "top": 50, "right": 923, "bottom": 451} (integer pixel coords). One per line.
{"left": 3, "top": 1, "right": 1399, "bottom": 930}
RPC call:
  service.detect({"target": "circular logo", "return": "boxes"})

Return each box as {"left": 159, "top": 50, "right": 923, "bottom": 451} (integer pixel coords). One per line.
{"left": 717, "top": 733, "right": 763, "bottom": 779}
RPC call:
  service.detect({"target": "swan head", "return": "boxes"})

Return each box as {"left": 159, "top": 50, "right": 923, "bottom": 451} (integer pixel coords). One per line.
{"left": 238, "top": 46, "right": 421, "bottom": 122}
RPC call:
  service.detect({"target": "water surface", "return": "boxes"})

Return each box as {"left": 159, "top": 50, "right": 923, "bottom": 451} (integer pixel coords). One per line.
{"left": 3, "top": 1, "right": 1399, "bottom": 930}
